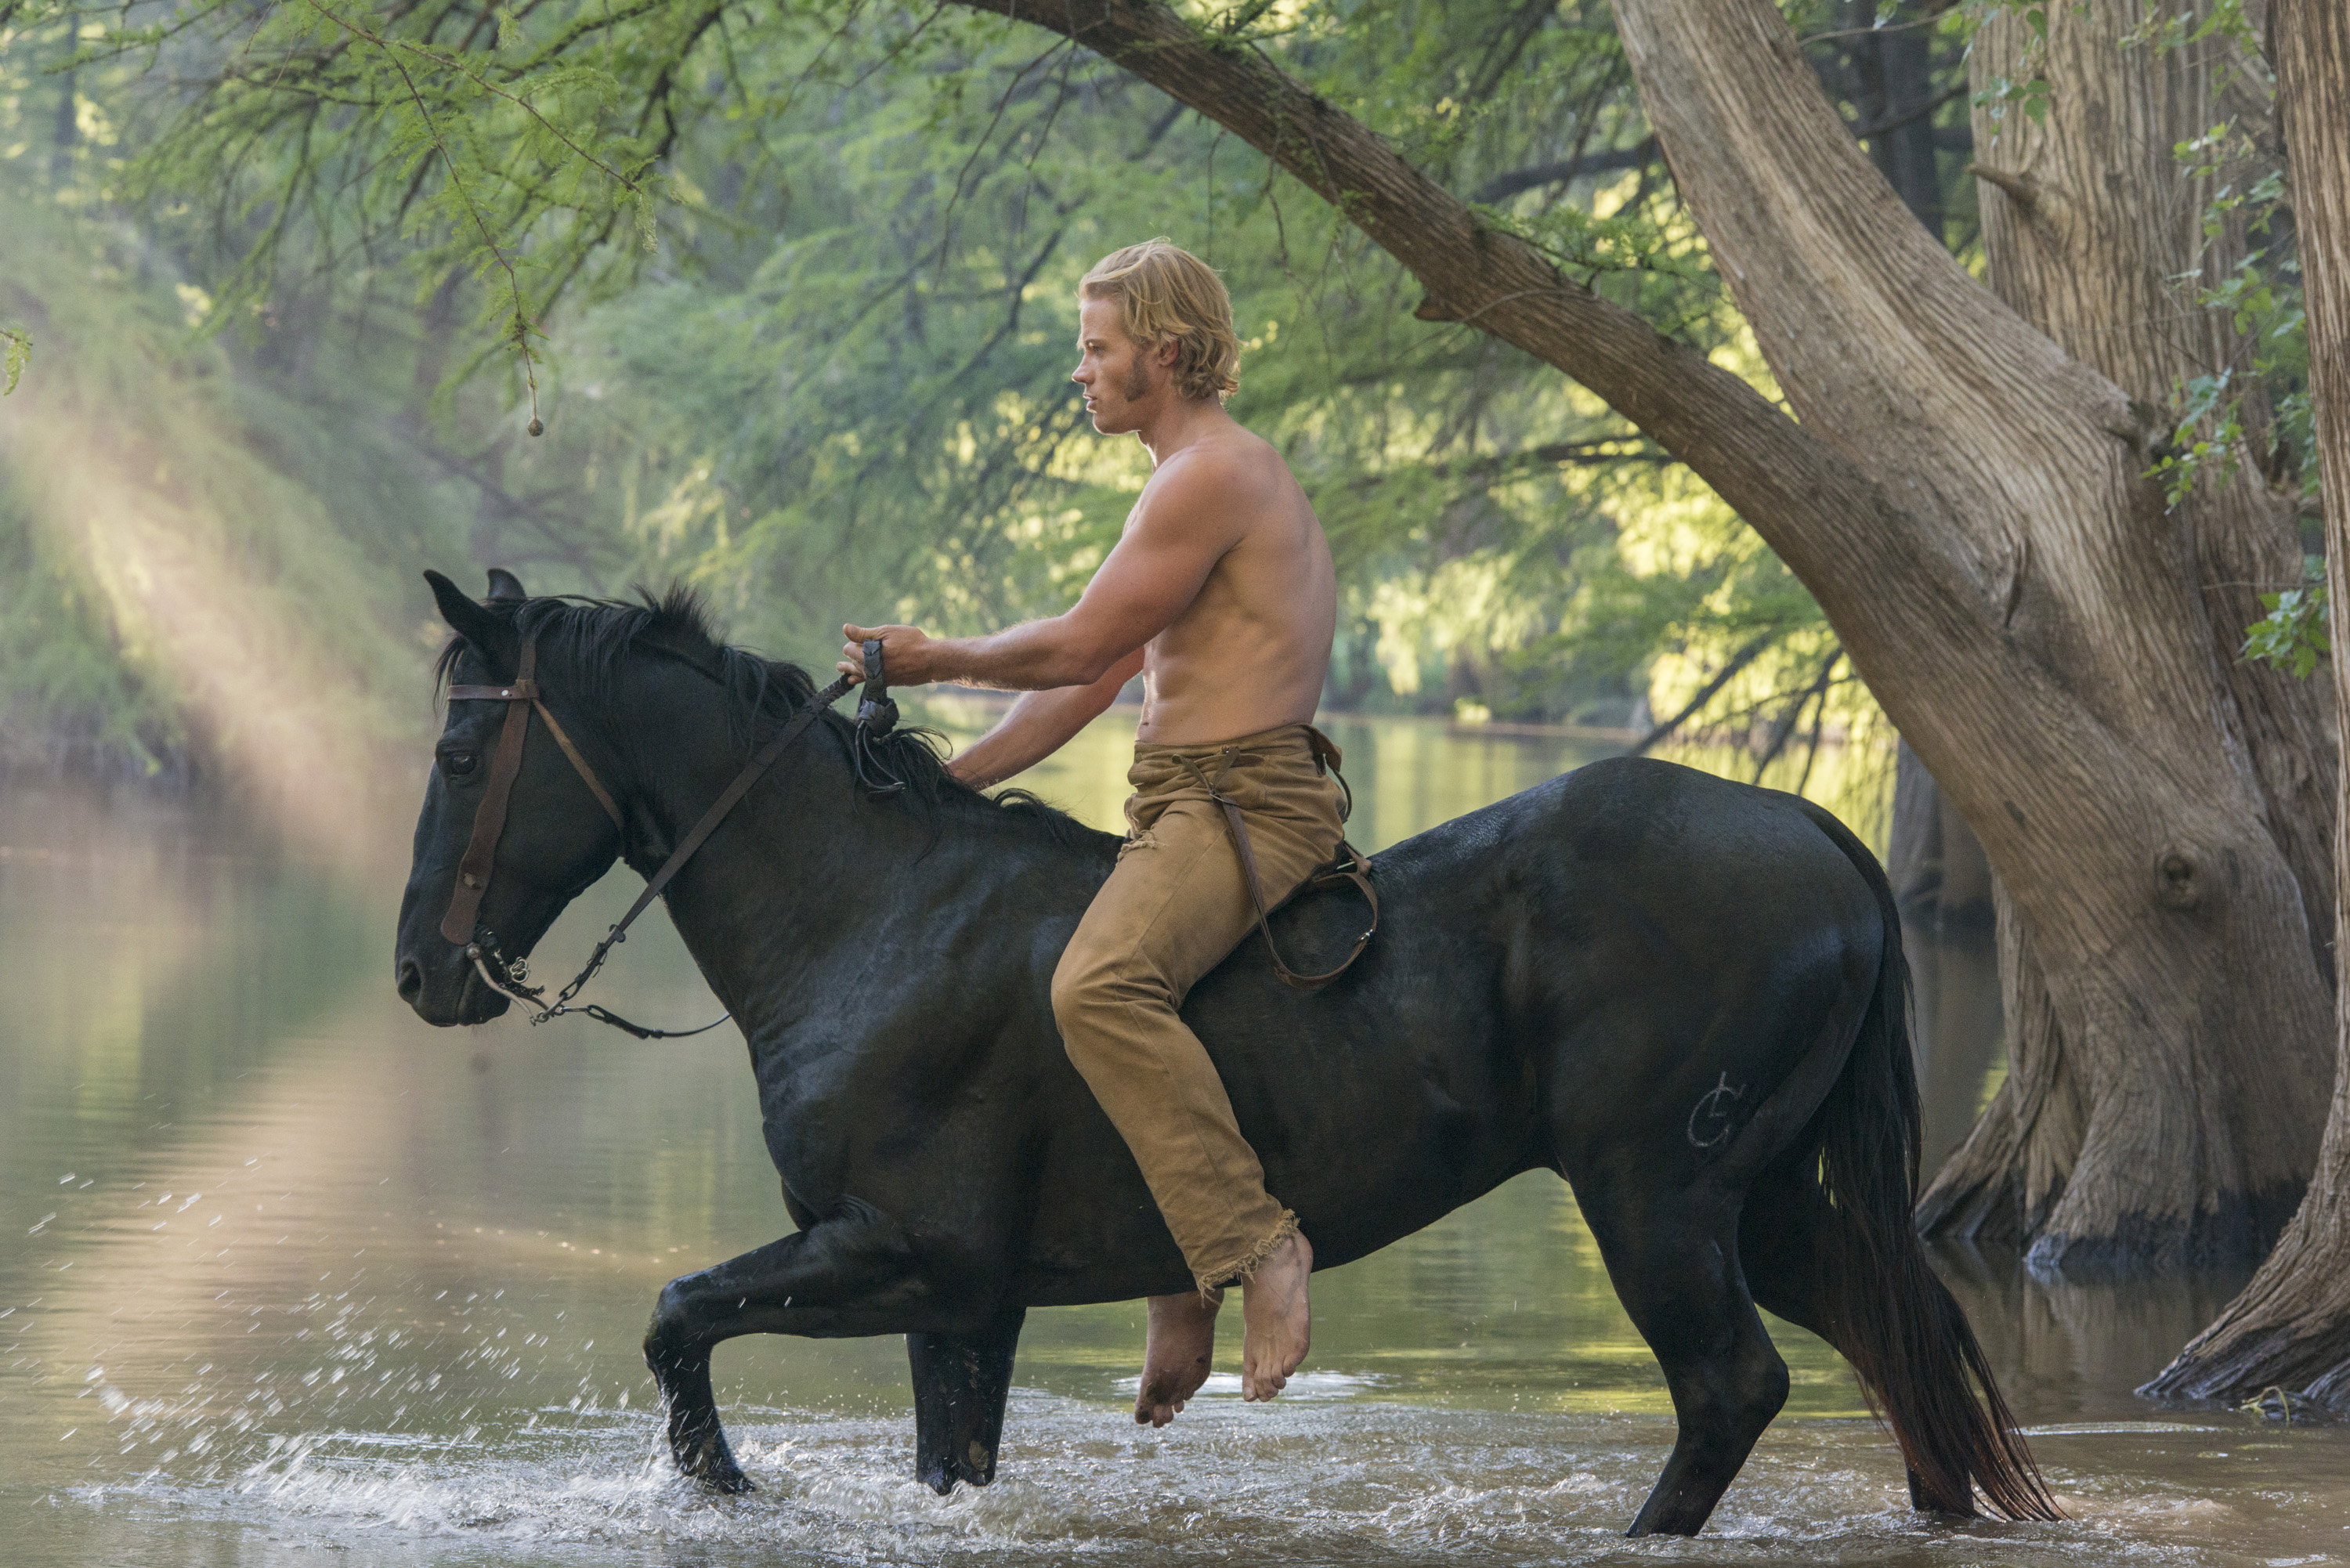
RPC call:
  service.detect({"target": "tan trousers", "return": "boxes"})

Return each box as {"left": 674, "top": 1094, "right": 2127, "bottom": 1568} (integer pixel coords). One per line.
{"left": 1050, "top": 723, "right": 1347, "bottom": 1293}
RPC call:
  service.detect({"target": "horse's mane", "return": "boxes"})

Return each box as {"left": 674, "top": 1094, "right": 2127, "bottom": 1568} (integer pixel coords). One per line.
{"left": 436, "top": 583, "right": 1104, "bottom": 849}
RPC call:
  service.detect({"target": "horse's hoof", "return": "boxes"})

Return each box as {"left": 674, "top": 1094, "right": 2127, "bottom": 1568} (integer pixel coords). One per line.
{"left": 674, "top": 1425, "right": 754, "bottom": 1494}
{"left": 699, "top": 1467, "right": 757, "bottom": 1496}
{"left": 956, "top": 1438, "right": 996, "bottom": 1487}
{"left": 916, "top": 1439, "right": 995, "bottom": 1494}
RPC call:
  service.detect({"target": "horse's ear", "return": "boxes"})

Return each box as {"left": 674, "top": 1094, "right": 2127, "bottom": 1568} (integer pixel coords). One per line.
{"left": 485, "top": 568, "right": 528, "bottom": 602}
{"left": 425, "top": 569, "right": 513, "bottom": 656}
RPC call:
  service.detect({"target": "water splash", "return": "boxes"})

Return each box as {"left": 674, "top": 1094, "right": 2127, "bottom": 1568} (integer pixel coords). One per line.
{"left": 63, "top": 1392, "right": 2254, "bottom": 1567}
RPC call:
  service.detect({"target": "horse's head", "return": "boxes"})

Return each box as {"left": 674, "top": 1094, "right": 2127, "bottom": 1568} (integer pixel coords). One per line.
{"left": 394, "top": 569, "right": 627, "bottom": 1025}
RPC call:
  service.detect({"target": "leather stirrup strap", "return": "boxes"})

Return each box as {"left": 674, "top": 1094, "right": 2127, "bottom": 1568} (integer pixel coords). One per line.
{"left": 1181, "top": 749, "right": 1379, "bottom": 991}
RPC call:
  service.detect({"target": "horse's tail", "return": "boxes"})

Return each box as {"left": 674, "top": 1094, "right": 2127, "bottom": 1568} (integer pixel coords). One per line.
{"left": 1795, "top": 804, "right": 2061, "bottom": 1523}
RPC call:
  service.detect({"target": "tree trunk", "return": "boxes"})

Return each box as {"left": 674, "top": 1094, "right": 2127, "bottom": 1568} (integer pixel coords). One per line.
{"left": 1888, "top": 740, "right": 1994, "bottom": 925}
{"left": 1889, "top": 739, "right": 1998, "bottom": 1183}
{"left": 1917, "top": 2, "right": 2339, "bottom": 1254}
{"left": 1966, "top": 2, "right": 2334, "bottom": 975}
{"left": 1838, "top": 0, "right": 1949, "bottom": 241}
{"left": 946, "top": 0, "right": 2335, "bottom": 1268}
{"left": 1852, "top": 9, "right": 2001, "bottom": 952}
{"left": 2143, "top": 0, "right": 2350, "bottom": 1405}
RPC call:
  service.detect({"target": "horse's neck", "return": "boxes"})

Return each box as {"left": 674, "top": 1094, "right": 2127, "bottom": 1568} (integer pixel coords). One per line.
{"left": 600, "top": 662, "right": 1104, "bottom": 1043}
{"left": 616, "top": 713, "right": 952, "bottom": 1035}
{"left": 620, "top": 724, "right": 851, "bottom": 1006}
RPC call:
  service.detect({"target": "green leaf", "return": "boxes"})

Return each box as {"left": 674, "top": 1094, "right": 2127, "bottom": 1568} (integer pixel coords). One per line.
{"left": 0, "top": 326, "right": 28, "bottom": 396}
{"left": 2242, "top": 584, "right": 2331, "bottom": 679}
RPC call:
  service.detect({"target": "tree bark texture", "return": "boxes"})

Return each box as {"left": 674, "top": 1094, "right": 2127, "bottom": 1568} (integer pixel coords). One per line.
{"left": 954, "top": 0, "right": 2337, "bottom": 1268}
{"left": 1889, "top": 739, "right": 1994, "bottom": 925}
{"left": 1855, "top": 9, "right": 2001, "bottom": 956}
{"left": 2144, "top": 0, "right": 2350, "bottom": 1406}
{"left": 1968, "top": 4, "right": 2335, "bottom": 974}
{"left": 1918, "top": 2, "right": 2339, "bottom": 1259}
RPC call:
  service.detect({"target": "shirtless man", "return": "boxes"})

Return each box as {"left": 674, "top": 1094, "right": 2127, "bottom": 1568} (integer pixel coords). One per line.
{"left": 838, "top": 238, "right": 1341, "bottom": 1427}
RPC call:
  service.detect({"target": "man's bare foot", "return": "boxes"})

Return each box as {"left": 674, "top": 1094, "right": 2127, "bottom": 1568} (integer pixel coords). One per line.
{"left": 1241, "top": 1230, "right": 1312, "bottom": 1400}
{"left": 1135, "top": 1288, "right": 1220, "bottom": 1426}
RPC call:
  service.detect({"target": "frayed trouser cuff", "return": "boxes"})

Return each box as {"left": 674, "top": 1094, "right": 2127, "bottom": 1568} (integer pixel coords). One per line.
{"left": 1195, "top": 1209, "right": 1297, "bottom": 1298}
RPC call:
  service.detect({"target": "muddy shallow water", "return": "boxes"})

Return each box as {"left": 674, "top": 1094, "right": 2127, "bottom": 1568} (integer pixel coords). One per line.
{"left": 2, "top": 713, "right": 2343, "bottom": 1566}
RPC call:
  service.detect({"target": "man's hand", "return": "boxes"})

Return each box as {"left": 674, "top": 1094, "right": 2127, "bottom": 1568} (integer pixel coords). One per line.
{"left": 839, "top": 623, "right": 945, "bottom": 685}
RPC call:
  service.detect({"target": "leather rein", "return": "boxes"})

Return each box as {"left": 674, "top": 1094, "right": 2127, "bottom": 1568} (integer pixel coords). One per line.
{"left": 439, "top": 632, "right": 902, "bottom": 1039}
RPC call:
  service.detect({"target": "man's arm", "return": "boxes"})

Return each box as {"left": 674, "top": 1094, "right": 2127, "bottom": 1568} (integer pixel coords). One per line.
{"left": 949, "top": 649, "right": 1144, "bottom": 789}
{"left": 839, "top": 451, "right": 1246, "bottom": 689}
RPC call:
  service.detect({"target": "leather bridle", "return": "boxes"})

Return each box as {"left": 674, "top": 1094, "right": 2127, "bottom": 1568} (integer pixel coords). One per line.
{"left": 438, "top": 629, "right": 895, "bottom": 1039}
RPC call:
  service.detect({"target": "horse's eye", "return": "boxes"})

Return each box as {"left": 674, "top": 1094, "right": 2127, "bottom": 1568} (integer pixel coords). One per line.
{"left": 442, "top": 751, "right": 478, "bottom": 778}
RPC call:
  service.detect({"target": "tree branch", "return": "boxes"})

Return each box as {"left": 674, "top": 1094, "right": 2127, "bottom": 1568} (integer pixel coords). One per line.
{"left": 318, "top": 0, "right": 544, "bottom": 432}
{"left": 939, "top": 0, "right": 1918, "bottom": 622}
{"left": 1969, "top": 161, "right": 2042, "bottom": 210}
{"left": 1852, "top": 81, "right": 1964, "bottom": 141}
{"left": 1472, "top": 138, "right": 1660, "bottom": 204}
{"left": 1629, "top": 632, "right": 1781, "bottom": 757}
{"left": 1432, "top": 436, "right": 1679, "bottom": 478}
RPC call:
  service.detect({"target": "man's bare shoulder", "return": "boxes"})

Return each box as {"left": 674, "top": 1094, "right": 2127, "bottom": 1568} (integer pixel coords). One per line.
{"left": 1141, "top": 428, "right": 1292, "bottom": 522}
{"left": 1168, "top": 421, "right": 1289, "bottom": 478}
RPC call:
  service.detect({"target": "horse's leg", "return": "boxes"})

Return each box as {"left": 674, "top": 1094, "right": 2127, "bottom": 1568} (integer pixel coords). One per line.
{"left": 642, "top": 1199, "right": 954, "bottom": 1492}
{"left": 1576, "top": 1181, "right": 1790, "bottom": 1537}
{"left": 907, "top": 1307, "right": 1026, "bottom": 1494}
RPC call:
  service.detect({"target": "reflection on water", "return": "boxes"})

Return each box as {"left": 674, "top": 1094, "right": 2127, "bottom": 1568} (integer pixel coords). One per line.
{"left": 2, "top": 720, "right": 2342, "bottom": 1566}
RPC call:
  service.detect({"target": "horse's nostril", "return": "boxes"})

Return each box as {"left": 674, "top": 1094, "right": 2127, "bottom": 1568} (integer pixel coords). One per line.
{"left": 396, "top": 956, "right": 425, "bottom": 1005}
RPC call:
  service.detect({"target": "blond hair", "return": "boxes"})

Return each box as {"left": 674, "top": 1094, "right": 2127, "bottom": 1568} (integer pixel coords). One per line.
{"left": 1079, "top": 239, "right": 1241, "bottom": 402}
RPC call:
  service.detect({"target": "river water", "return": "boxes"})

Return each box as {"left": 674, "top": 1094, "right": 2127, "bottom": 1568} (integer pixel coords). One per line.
{"left": 2, "top": 709, "right": 2343, "bottom": 1566}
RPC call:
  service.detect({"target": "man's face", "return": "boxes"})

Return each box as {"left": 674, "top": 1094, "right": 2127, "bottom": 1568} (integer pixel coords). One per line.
{"left": 1072, "top": 295, "right": 1167, "bottom": 435}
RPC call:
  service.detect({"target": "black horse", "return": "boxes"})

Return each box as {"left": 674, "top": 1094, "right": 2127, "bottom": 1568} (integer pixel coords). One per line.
{"left": 393, "top": 573, "right": 2055, "bottom": 1537}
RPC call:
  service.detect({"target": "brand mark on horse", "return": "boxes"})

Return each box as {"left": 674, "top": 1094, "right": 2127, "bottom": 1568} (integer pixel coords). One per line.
{"left": 1687, "top": 1072, "right": 1747, "bottom": 1150}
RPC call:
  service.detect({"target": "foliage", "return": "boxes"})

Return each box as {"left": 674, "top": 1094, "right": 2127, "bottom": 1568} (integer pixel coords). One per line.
{"left": 0, "top": 486, "right": 185, "bottom": 779}
{"left": 2149, "top": 368, "right": 2250, "bottom": 507}
{"left": 2241, "top": 558, "right": 2330, "bottom": 681}
{"left": 0, "top": 146, "right": 484, "bottom": 788}
{"left": 0, "top": 0, "right": 2008, "bottom": 803}
{"left": 2127, "top": 25, "right": 2323, "bottom": 689}
{"left": 2120, "top": 0, "right": 2256, "bottom": 53}
{"left": 2140, "top": 65, "right": 2317, "bottom": 525}
{"left": 1962, "top": 1, "right": 2055, "bottom": 128}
